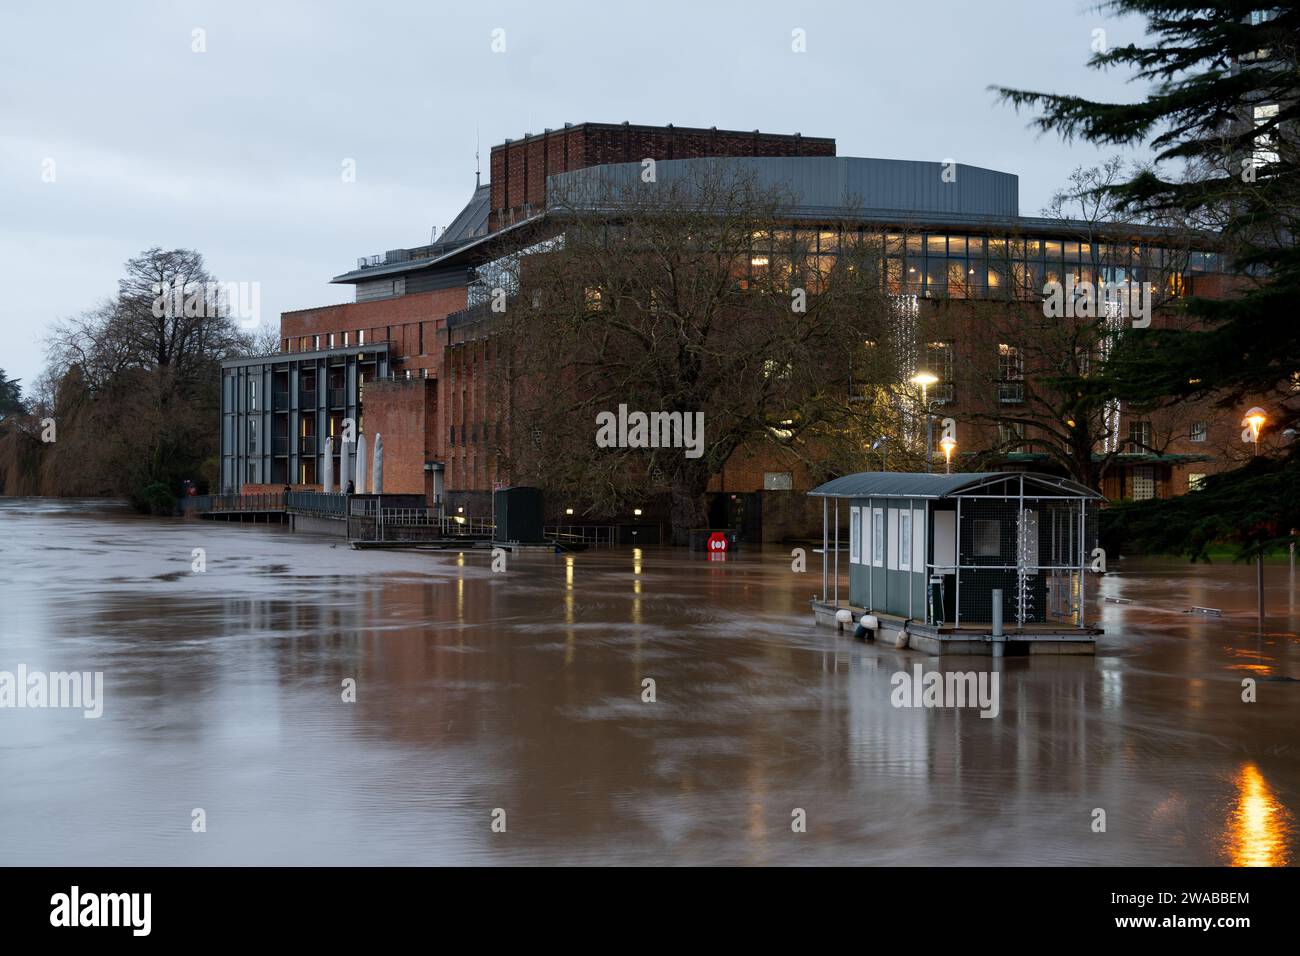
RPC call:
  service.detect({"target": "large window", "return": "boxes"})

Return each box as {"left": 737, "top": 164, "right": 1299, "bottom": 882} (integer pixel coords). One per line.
{"left": 926, "top": 341, "right": 954, "bottom": 403}
{"left": 850, "top": 506, "right": 861, "bottom": 563}
{"left": 998, "top": 344, "right": 1024, "bottom": 403}
{"left": 998, "top": 422, "right": 1026, "bottom": 453}
{"left": 1128, "top": 420, "right": 1153, "bottom": 454}
{"left": 872, "top": 508, "right": 884, "bottom": 566}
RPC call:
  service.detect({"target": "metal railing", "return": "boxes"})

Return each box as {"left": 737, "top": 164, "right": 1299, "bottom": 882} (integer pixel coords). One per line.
{"left": 286, "top": 491, "right": 348, "bottom": 517}
{"left": 441, "top": 515, "right": 495, "bottom": 536}
{"left": 180, "top": 493, "right": 285, "bottom": 514}
{"left": 545, "top": 525, "right": 616, "bottom": 547}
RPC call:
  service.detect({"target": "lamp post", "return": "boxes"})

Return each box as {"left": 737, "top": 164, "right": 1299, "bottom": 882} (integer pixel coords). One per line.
{"left": 1242, "top": 406, "right": 1267, "bottom": 629}
{"left": 872, "top": 436, "right": 888, "bottom": 472}
{"left": 940, "top": 435, "right": 956, "bottom": 474}
{"left": 910, "top": 371, "right": 939, "bottom": 472}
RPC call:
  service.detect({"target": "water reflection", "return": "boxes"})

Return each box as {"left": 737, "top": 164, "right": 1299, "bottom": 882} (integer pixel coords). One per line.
{"left": 1224, "top": 762, "right": 1292, "bottom": 867}
{"left": 0, "top": 500, "right": 1297, "bottom": 865}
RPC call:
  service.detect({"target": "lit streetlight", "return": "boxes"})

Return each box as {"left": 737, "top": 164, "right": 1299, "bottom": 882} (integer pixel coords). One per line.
{"left": 1244, "top": 406, "right": 1267, "bottom": 455}
{"left": 910, "top": 371, "right": 939, "bottom": 472}
{"left": 1242, "top": 406, "right": 1268, "bottom": 629}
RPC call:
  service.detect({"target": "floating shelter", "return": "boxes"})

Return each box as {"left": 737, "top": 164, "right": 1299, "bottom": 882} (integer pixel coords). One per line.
{"left": 808, "top": 472, "right": 1103, "bottom": 655}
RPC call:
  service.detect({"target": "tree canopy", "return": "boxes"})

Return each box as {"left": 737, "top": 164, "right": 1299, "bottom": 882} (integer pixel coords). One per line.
{"left": 997, "top": 1, "right": 1300, "bottom": 556}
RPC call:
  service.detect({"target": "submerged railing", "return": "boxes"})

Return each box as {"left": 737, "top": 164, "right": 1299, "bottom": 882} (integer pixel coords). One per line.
{"left": 180, "top": 493, "right": 284, "bottom": 514}
{"left": 545, "top": 525, "right": 615, "bottom": 548}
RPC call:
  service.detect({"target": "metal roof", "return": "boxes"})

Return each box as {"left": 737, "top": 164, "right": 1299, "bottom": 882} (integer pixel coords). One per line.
{"left": 807, "top": 471, "right": 1103, "bottom": 500}
{"left": 550, "top": 156, "right": 1019, "bottom": 221}
{"left": 330, "top": 215, "right": 537, "bottom": 284}
{"left": 438, "top": 183, "right": 490, "bottom": 246}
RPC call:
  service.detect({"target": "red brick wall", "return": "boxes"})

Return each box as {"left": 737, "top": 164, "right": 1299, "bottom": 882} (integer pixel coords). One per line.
{"left": 280, "top": 288, "right": 467, "bottom": 380}
{"left": 364, "top": 379, "right": 434, "bottom": 497}
{"left": 489, "top": 122, "right": 835, "bottom": 229}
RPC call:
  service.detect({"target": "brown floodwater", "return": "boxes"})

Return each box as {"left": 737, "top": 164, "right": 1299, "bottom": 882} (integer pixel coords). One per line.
{"left": 0, "top": 497, "right": 1296, "bottom": 865}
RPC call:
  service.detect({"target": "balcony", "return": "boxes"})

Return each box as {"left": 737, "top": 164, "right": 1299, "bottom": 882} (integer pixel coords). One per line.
{"left": 299, "top": 436, "right": 317, "bottom": 455}
{"left": 273, "top": 391, "right": 289, "bottom": 410}
{"left": 299, "top": 390, "right": 317, "bottom": 408}
{"left": 328, "top": 388, "right": 347, "bottom": 408}
{"left": 272, "top": 436, "right": 290, "bottom": 456}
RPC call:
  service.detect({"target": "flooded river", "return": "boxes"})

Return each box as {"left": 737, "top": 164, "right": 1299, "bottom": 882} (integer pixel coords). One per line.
{"left": 0, "top": 498, "right": 1295, "bottom": 865}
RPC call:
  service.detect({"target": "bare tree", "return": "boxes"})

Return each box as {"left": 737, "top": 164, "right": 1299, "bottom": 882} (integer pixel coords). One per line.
{"left": 963, "top": 158, "right": 1204, "bottom": 489}
{"left": 487, "top": 162, "right": 898, "bottom": 542}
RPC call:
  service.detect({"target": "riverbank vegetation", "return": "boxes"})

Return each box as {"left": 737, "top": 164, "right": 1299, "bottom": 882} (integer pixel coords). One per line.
{"left": 0, "top": 247, "right": 273, "bottom": 512}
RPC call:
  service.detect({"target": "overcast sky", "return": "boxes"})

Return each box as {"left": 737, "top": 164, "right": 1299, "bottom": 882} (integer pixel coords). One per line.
{"left": 0, "top": 0, "right": 1152, "bottom": 391}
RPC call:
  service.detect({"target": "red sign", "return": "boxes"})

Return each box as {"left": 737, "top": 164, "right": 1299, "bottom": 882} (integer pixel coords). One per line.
{"left": 707, "top": 532, "right": 729, "bottom": 553}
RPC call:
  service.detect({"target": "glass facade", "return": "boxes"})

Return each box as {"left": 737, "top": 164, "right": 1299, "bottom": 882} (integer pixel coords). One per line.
{"left": 736, "top": 226, "right": 1222, "bottom": 299}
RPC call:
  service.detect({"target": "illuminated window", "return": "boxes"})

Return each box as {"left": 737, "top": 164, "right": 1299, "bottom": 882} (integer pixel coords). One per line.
{"left": 926, "top": 342, "right": 954, "bottom": 402}
{"left": 998, "top": 344, "right": 1024, "bottom": 403}
{"left": 1254, "top": 103, "right": 1280, "bottom": 166}
{"left": 998, "top": 423, "right": 1026, "bottom": 453}
{"left": 1128, "top": 420, "right": 1153, "bottom": 453}
{"left": 1190, "top": 422, "right": 1207, "bottom": 443}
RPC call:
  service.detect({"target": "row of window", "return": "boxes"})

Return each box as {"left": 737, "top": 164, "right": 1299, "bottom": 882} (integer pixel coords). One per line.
{"left": 848, "top": 505, "right": 919, "bottom": 571}
{"left": 720, "top": 229, "right": 1224, "bottom": 274}
{"left": 283, "top": 330, "right": 370, "bottom": 353}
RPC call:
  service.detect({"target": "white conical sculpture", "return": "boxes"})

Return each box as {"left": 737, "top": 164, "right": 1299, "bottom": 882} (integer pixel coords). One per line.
{"left": 372, "top": 432, "right": 383, "bottom": 494}
{"left": 339, "top": 437, "right": 351, "bottom": 492}
{"left": 322, "top": 437, "right": 334, "bottom": 493}
{"left": 355, "top": 434, "right": 368, "bottom": 494}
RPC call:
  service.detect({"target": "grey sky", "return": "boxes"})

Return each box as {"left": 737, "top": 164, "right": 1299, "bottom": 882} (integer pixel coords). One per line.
{"left": 0, "top": 0, "right": 1150, "bottom": 392}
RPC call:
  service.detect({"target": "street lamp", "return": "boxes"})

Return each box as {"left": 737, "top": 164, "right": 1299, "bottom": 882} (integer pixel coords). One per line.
{"left": 939, "top": 435, "right": 956, "bottom": 474}
{"left": 1244, "top": 406, "right": 1267, "bottom": 454}
{"left": 910, "top": 371, "right": 939, "bottom": 472}
{"left": 872, "top": 435, "right": 889, "bottom": 471}
{"left": 1242, "top": 406, "right": 1268, "bottom": 629}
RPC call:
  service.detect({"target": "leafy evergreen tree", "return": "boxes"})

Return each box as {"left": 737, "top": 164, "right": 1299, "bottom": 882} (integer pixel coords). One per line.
{"left": 0, "top": 369, "right": 21, "bottom": 418}
{"left": 998, "top": 1, "right": 1299, "bottom": 556}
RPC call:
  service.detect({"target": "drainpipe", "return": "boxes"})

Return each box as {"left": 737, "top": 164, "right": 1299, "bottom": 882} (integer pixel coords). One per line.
{"left": 991, "top": 587, "right": 1005, "bottom": 658}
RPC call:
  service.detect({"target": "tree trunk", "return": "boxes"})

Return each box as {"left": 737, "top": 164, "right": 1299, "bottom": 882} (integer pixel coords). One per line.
{"left": 668, "top": 464, "right": 711, "bottom": 546}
